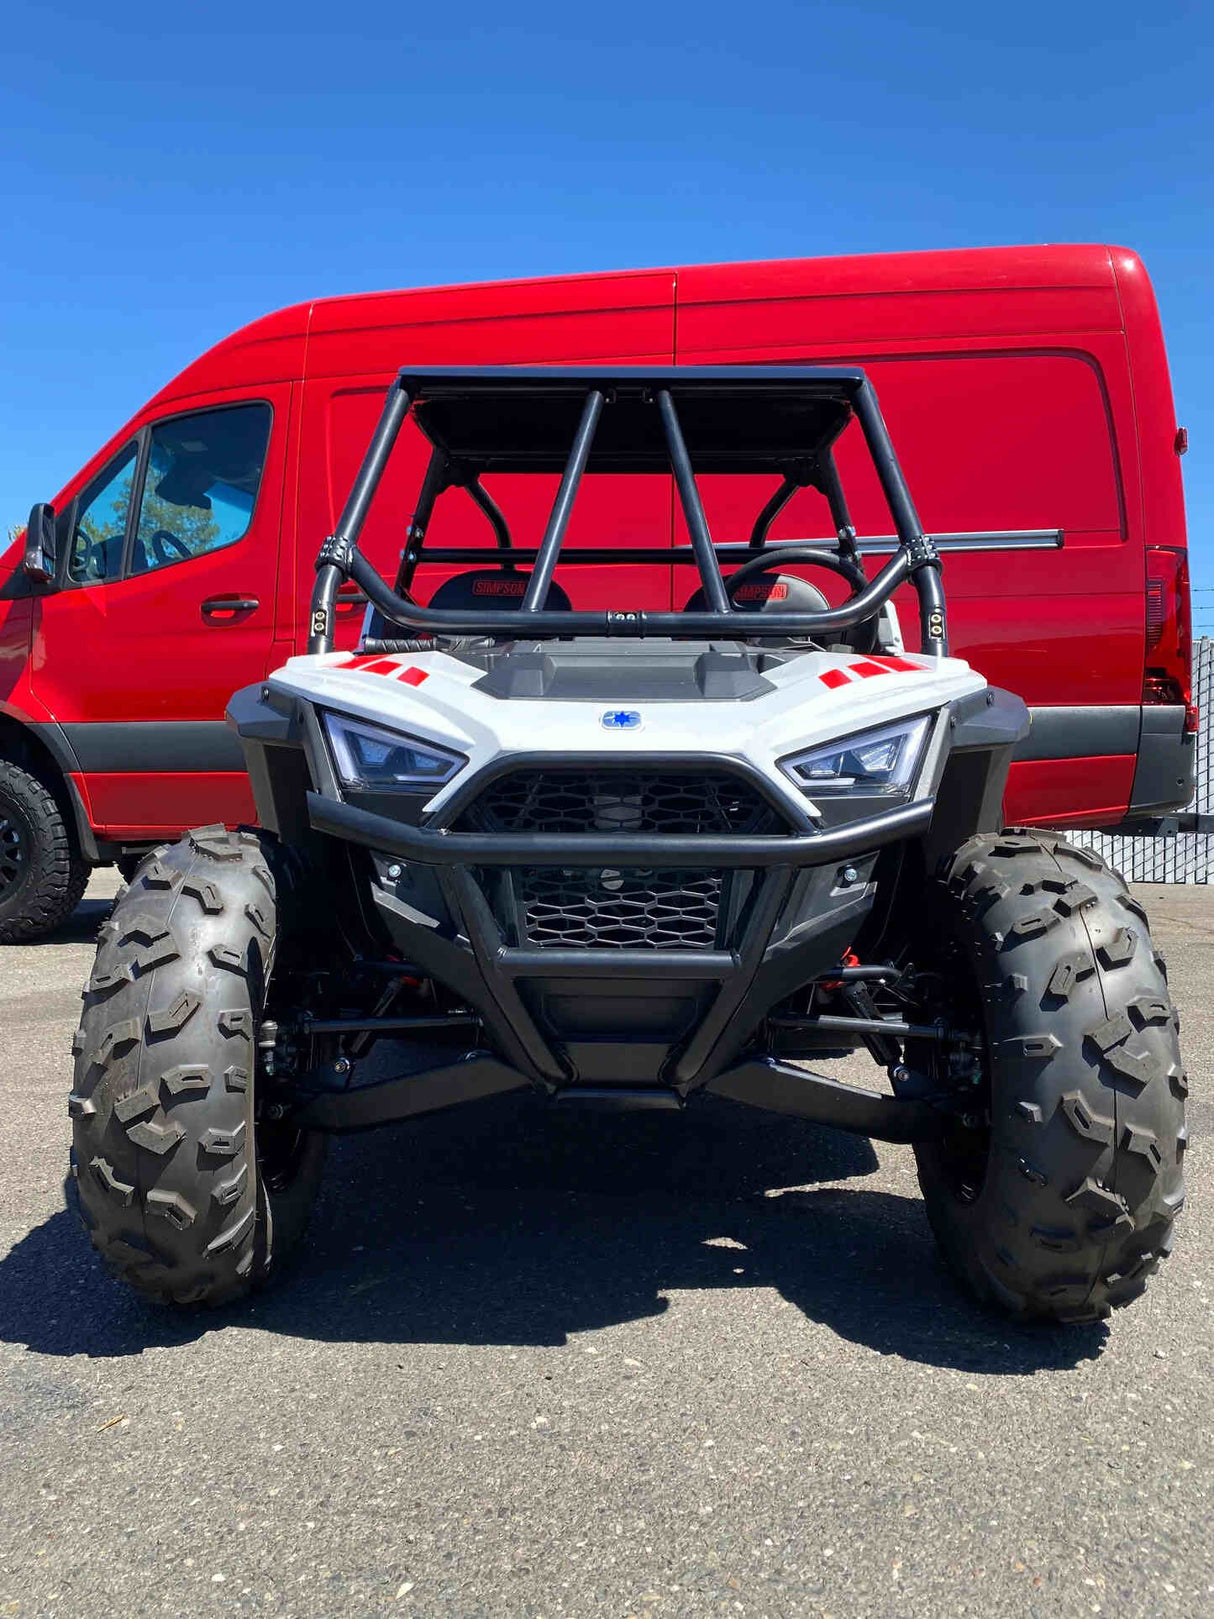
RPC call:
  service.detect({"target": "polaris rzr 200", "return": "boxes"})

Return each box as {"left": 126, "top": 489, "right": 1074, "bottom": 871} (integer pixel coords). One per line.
{"left": 69, "top": 367, "right": 1186, "bottom": 1322}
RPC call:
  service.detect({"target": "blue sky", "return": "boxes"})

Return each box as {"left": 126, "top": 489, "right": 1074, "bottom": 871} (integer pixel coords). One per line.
{"left": 3, "top": 0, "right": 1211, "bottom": 620}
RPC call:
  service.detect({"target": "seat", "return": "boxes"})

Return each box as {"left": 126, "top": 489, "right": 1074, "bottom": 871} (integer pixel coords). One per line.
{"left": 360, "top": 568, "right": 572, "bottom": 647}
{"left": 428, "top": 569, "right": 572, "bottom": 612}
{"left": 682, "top": 570, "right": 830, "bottom": 615}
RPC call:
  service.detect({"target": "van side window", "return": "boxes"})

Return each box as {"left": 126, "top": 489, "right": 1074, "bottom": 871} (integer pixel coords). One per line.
{"left": 68, "top": 442, "right": 138, "bottom": 584}
{"left": 131, "top": 404, "right": 272, "bottom": 575}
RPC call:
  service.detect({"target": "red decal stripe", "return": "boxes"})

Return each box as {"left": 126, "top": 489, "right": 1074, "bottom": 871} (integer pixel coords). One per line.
{"left": 819, "top": 668, "right": 851, "bottom": 690}
{"left": 339, "top": 655, "right": 430, "bottom": 683}
{"left": 849, "top": 660, "right": 891, "bottom": 679}
{"left": 870, "top": 654, "right": 922, "bottom": 673}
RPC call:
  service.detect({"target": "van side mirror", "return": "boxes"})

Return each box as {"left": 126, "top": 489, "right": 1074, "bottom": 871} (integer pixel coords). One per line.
{"left": 23, "top": 503, "right": 57, "bottom": 585}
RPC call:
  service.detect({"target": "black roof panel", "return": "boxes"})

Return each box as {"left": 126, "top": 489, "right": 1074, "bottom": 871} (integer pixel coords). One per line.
{"left": 399, "top": 365, "right": 864, "bottom": 474}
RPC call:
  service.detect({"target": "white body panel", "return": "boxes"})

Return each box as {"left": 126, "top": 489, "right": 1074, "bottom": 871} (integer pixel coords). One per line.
{"left": 268, "top": 645, "right": 987, "bottom": 822}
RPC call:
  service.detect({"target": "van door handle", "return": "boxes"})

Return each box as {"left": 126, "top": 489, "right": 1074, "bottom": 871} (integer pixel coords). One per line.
{"left": 201, "top": 595, "right": 260, "bottom": 619}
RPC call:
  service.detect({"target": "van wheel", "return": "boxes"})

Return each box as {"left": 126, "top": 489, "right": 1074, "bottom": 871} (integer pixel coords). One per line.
{"left": 915, "top": 831, "right": 1186, "bottom": 1324}
{"left": 68, "top": 825, "right": 326, "bottom": 1307}
{"left": 0, "top": 760, "right": 90, "bottom": 943}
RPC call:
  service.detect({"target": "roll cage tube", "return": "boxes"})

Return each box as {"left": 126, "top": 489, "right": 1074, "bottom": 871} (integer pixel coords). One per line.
{"left": 308, "top": 367, "right": 947, "bottom": 657}
{"left": 393, "top": 454, "right": 517, "bottom": 599}
{"left": 521, "top": 388, "right": 604, "bottom": 612}
{"left": 311, "top": 378, "right": 413, "bottom": 653}
{"left": 395, "top": 448, "right": 453, "bottom": 596}
{"left": 748, "top": 475, "right": 800, "bottom": 551}
{"left": 724, "top": 545, "right": 869, "bottom": 598}
{"left": 744, "top": 453, "right": 857, "bottom": 565}
{"left": 816, "top": 454, "right": 862, "bottom": 567}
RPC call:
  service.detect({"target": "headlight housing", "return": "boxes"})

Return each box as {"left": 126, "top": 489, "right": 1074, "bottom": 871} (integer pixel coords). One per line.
{"left": 322, "top": 712, "right": 465, "bottom": 793}
{"left": 780, "top": 714, "right": 932, "bottom": 800}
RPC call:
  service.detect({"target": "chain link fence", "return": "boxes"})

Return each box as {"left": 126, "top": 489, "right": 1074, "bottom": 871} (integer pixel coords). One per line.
{"left": 1063, "top": 637, "right": 1212, "bottom": 883}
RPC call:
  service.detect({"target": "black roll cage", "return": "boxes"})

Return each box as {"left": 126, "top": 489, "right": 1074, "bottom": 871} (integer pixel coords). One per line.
{"left": 308, "top": 366, "right": 947, "bottom": 656}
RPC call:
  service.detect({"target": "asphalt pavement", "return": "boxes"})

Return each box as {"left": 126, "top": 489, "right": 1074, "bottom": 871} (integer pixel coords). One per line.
{"left": 0, "top": 872, "right": 1210, "bottom": 1619}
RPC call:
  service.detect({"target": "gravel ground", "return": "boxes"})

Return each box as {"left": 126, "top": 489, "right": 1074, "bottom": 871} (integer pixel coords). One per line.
{"left": 0, "top": 872, "right": 1210, "bottom": 1619}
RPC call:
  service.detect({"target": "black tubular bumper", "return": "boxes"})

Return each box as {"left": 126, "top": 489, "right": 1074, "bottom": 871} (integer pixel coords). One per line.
{"left": 304, "top": 790, "right": 935, "bottom": 869}
{"left": 289, "top": 785, "right": 952, "bottom": 1141}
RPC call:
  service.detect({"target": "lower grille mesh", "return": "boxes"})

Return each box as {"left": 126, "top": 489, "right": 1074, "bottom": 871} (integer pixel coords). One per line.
{"left": 511, "top": 866, "right": 722, "bottom": 950}
{"left": 456, "top": 769, "right": 787, "bottom": 951}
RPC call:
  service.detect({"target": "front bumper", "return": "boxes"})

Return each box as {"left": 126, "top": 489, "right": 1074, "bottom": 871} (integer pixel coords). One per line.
{"left": 305, "top": 789, "right": 935, "bottom": 869}
{"left": 303, "top": 786, "right": 932, "bottom": 1094}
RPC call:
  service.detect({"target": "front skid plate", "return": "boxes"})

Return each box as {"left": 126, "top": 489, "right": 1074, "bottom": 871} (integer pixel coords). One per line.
{"left": 289, "top": 1051, "right": 941, "bottom": 1142}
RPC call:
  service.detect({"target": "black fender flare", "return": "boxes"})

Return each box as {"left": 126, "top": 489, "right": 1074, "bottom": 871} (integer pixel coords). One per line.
{"left": 0, "top": 709, "right": 101, "bottom": 862}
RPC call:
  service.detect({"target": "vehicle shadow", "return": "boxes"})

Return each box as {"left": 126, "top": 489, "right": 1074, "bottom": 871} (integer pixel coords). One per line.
{"left": 0, "top": 1095, "right": 1107, "bottom": 1372}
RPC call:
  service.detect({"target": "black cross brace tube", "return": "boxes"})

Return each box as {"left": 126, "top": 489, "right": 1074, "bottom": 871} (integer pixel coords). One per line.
{"left": 397, "top": 449, "right": 453, "bottom": 593}
{"left": 748, "top": 476, "right": 800, "bottom": 550}
{"left": 465, "top": 477, "right": 512, "bottom": 554}
{"left": 657, "top": 389, "right": 731, "bottom": 614}
{"left": 769, "top": 1013, "right": 967, "bottom": 1043}
{"left": 285, "top": 1013, "right": 480, "bottom": 1036}
{"left": 345, "top": 541, "right": 912, "bottom": 640}
{"left": 522, "top": 389, "right": 603, "bottom": 611}
{"left": 817, "top": 453, "right": 860, "bottom": 566}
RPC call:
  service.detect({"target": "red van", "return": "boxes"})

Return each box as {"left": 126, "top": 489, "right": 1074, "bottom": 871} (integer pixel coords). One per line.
{"left": 0, "top": 243, "right": 1193, "bottom": 941}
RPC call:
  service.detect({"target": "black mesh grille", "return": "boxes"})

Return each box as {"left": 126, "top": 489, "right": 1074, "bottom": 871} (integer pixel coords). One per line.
{"left": 456, "top": 769, "right": 786, "bottom": 951}
{"left": 507, "top": 866, "right": 723, "bottom": 950}
{"left": 461, "top": 769, "right": 782, "bottom": 837}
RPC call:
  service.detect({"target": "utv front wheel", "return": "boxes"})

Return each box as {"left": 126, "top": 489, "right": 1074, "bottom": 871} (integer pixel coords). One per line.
{"left": 68, "top": 826, "right": 325, "bottom": 1306}
{"left": 916, "top": 832, "right": 1186, "bottom": 1324}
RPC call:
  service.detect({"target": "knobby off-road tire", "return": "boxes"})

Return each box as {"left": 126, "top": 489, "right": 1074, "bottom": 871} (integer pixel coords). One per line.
{"left": 916, "top": 831, "right": 1186, "bottom": 1324}
{"left": 0, "top": 760, "right": 89, "bottom": 943}
{"left": 68, "top": 826, "right": 326, "bottom": 1306}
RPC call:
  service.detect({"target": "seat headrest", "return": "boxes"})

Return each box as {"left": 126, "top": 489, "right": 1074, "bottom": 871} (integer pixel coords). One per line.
{"left": 428, "top": 569, "right": 572, "bottom": 612}
{"left": 683, "top": 571, "right": 831, "bottom": 614}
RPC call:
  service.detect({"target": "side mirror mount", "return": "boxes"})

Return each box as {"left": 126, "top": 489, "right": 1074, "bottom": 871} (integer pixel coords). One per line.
{"left": 23, "top": 503, "right": 57, "bottom": 586}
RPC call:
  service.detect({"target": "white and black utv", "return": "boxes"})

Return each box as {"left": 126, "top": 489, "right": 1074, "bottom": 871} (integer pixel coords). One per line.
{"left": 68, "top": 367, "right": 1186, "bottom": 1321}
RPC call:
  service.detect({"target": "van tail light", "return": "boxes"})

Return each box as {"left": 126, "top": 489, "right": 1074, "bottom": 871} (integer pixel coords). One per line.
{"left": 1144, "top": 546, "right": 1197, "bottom": 733}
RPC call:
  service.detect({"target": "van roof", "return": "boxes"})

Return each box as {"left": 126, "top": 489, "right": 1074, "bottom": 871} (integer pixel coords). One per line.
{"left": 146, "top": 243, "right": 1134, "bottom": 411}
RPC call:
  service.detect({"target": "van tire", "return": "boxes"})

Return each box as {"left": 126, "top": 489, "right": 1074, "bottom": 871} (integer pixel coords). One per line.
{"left": 68, "top": 825, "right": 326, "bottom": 1307}
{"left": 0, "top": 760, "right": 90, "bottom": 943}
{"left": 915, "top": 831, "right": 1186, "bottom": 1324}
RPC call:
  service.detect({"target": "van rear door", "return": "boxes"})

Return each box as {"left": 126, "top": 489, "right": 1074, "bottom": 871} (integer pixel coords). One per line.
{"left": 674, "top": 252, "right": 1143, "bottom": 827}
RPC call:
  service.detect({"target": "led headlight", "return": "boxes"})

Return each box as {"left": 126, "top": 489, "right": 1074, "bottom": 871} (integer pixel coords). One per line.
{"left": 780, "top": 714, "right": 932, "bottom": 799}
{"left": 322, "top": 712, "right": 465, "bottom": 792}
